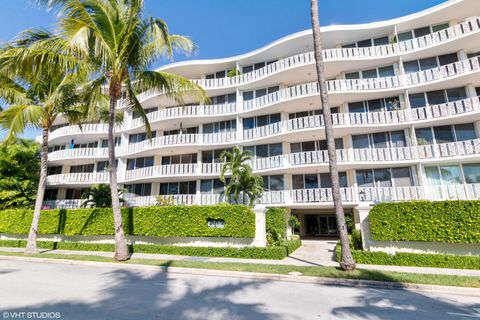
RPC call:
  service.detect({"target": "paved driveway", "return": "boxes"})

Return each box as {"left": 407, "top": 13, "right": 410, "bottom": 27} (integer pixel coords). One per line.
{"left": 285, "top": 238, "right": 339, "bottom": 266}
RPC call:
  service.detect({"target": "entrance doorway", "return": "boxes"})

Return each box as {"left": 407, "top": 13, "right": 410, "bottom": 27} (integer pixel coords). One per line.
{"left": 305, "top": 215, "right": 338, "bottom": 237}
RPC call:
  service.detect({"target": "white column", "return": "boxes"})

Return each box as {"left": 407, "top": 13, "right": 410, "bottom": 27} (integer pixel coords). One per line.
{"left": 253, "top": 205, "right": 267, "bottom": 247}
{"left": 353, "top": 203, "right": 372, "bottom": 250}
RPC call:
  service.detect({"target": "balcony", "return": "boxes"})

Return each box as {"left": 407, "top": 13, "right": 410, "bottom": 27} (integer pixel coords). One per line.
{"left": 46, "top": 172, "right": 110, "bottom": 185}
{"left": 124, "top": 163, "right": 198, "bottom": 181}
{"left": 43, "top": 183, "right": 480, "bottom": 209}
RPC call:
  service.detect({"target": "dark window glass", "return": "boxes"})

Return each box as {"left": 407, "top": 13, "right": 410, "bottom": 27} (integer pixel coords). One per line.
{"left": 373, "top": 36, "right": 389, "bottom": 46}
{"left": 202, "top": 151, "right": 213, "bottom": 163}
{"left": 390, "top": 131, "right": 406, "bottom": 147}
{"left": 378, "top": 66, "right": 395, "bottom": 77}
{"left": 254, "top": 62, "right": 265, "bottom": 70}
{"left": 403, "top": 61, "right": 420, "bottom": 74}
{"left": 200, "top": 180, "right": 212, "bottom": 193}
{"left": 374, "top": 169, "right": 392, "bottom": 187}
{"left": 256, "top": 144, "right": 269, "bottom": 158}
{"left": 357, "top": 170, "right": 374, "bottom": 187}
{"left": 438, "top": 53, "right": 458, "bottom": 66}
{"left": 227, "top": 93, "right": 236, "bottom": 103}
{"left": 392, "top": 167, "right": 412, "bottom": 187}
{"left": 416, "top": 128, "right": 434, "bottom": 145}
{"left": 302, "top": 141, "right": 316, "bottom": 152}
{"left": 243, "top": 118, "right": 255, "bottom": 130}
{"left": 432, "top": 23, "right": 449, "bottom": 33}
{"left": 44, "top": 189, "right": 58, "bottom": 201}
{"left": 215, "top": 71, "right": 226, "bottom": 78}
{"left": 454, "top": 123, "right": 476, "bottom": 141}
{"left": 269, "top": 143, "right": 283, "bottom": 156}
{"left": 304, "top": 174, "right": 319, "bottom": 189}
{"left": 342, "top": 43, "right": 356, "bottom": 49}
{"left": 205, "top": 74, "right": 215, "bottom": 79}
{"left": 242, "top": 65, "right": 253, "bottom": 73}
{"left": 362, "top": 69, "right": 377, "bottom": 79}
{"left": 398, "top": 31, "right": 413, "bottom": 42}
{"left": 367, "top": 99, "right": 383, "bottom": 112}
{"left": 357, "top": 39, "right": 372, "bottom": 47}
{"left": 352, "top": 135, "right": 370, "bottom": 149}
{"left": 256, "top": 88, "right": 267, "bottom": 98}
{"left": 409, "top": 93, "right": 427, "bottom": 108}
{"left": 243, "top": 91, "right": 254, "bottom": 101}
{"left": 372, "top": 132, "right": 388, "bottom": 148}
{"left": 159, "top": 183, "right": 168, "bottom": 195}
{"left": 345, "top": 72, "right": 360, "bottom": 80}
{"left": 434, "top": 125, "right": 455, "bottom": 144}
{"left": 446, "top": 87, "right": 467, "bottom": 102}
{"left": 349, "top": 102, "right": 365, "bottom": 113}
{"left": 269, "top": 175, "right": 284, "bottom": 191}
{"left": 292, "top": 175, "right": 304, "bottom": 189}
{"left": 419, "top": 57, "right": 438, "bottom": 70}
{"left": 269, "top": 113, "right": 281, "bottom": 124}
{"left": 268, "top": 86, "right": 280, "bottom": 94}
{"left": 291, "top": 143, "right": 302, "bottom": 153}
{"left": 168, "top": 183, "right": 178, "bottom": 195}
{"left": 414, "top": 26, "right": 431, "bottom": 38}
{"left": 256, "top": 115, "right": 268, "bottom": 127}
{"left": 427, "top": 90, "right": 446, "bottom": 105}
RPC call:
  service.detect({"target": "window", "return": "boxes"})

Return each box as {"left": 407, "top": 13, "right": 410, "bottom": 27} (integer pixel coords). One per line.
{"left": 129, "top": 132, "right": 157, "bottom": 144}
{"left": 291, "top": 139, "right": 343, "bottom": 153}
{"left": 438, "top": 53, "right": 458, "bottom": 66}
{"left": 352, "top": 131, "right": 406, "bottom": 149}
{"left": 398, "top": 31, "right": 413, "bottom": 42}
{"left": 242, "top": 65, "right": 253, "bottom": 73}
{"left": 293, "top": 173, "right": 347, "bottom": 189}
{"left": 454, "top": 123, "right": 476, "bottom": 141}
{"left": 414, "top": 26, "right": 431, "bottom": 38}
{"left": 357, "top": 39, "right": 372, "bottom": 48}
{"left": 243, "top": 113, "right": 281, "bottom": 129}
{"left": 47, "top": 166, "right": 62, "bottom": 175}
{"left": 378, "top": 66, "right": 395, "bottom": 77}
{"left": 446, "top": 87, "right": 467, "bottom": 102}
{"left": 73, "top": 142, "right": 98, "bottom": 149}
{"left": 162, "top": 153, "right": 197, "bottom": 165}
{"left": 70, "top": 164, "right": 94, "bottom": 173}
{"left": 362, "top": 69, "right": 377, "bottom": 79}
{"left": 432, "top": 23, "right": 449, "bottom": 33}
{"left": 419, "top": 57, "right": 438, "bottom": 70}
{"left": 262, "top": 175, "right": 284, "bottom": 191}
{"left": 66, "top": 188, "right": 88, "bottom": 200}
{"left": 44, "top": 189, "right": 58, "bottom": 201}
{"left": 319, "top": 172, "right": 348, "bottom": 188}
{"left": 357, "top": 168, "right": 411, "bottom": 187}
{"left": 126, "top": 157, "right": 154, "bottom": 170}
{"left": 433, "top": 126, "right": 455, "bottom": 144}
{"left": 403, "top": 61, "right": 420, "bottom": 74}
{"left": 416, "top": 128, "right": 434, "bottom": 145}
{"left": 126, "top": 183, "right": 152, "bottom": 196}
{"left": 101, "top": 137, "right": 121, "bottom": 148}
{"left": 97, "top": 161, "right": 109, "bottom": 172}
{"left": 373, "top": 36, "right": 389, "bottom": 46}
{"left": 203, "top": 120, "right": 236, "bottom": 134}
{"left": 247, "top": 144, "right": 283, "bottom": 158}
{"left": 132, "top": 107, "right": 158, "bottom": 119}
{"left": 199, "top": 179, "right": 227, "bottom": 194}
{"left": 463, "top": 164, "right": 480, "bottom": 184}
{"left": 409, "top": 93, "right": 427, "bottom": 108}
{"left": 210, "top": 93, "right": 236, "bottom": 104}
{"left": 164, "top": 127, "right": 197, "bottom": 136}
{"left": 201, "top": 148, "right": 231, "bottom": 164}
{"left": 392, "top": 167, "right": 413, "bottom": 187}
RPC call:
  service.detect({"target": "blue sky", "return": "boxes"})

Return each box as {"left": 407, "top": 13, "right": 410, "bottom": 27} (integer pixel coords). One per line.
{"left": 0, "top": 0, "right": 447, "bottom": 140}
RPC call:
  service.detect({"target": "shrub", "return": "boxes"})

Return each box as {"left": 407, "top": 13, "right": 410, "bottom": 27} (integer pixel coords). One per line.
{"left": 0, "top": 204, "right": 255, "bottom": 238}
{"left": 266, "top": 208, "right": 287, "bottom": 246}
{"left": 350, "top": 229, "right": 363, "bottom": 250}
{"left": 0, "top": 239, "right": 302, "bottom": 260}
{"left": 369, "top": 200, "right": 480, "bottom": 244}
{"left": 335, "top": 243, "right": 480, "bottom": 270}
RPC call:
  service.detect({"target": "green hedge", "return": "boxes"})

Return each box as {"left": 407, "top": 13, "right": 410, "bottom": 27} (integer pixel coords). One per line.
{"left": 335, "top": 244, "right": 480, "bottom": 270}
{"left": 0, "top": 205, "right": 255, "bottom": 238}
{"left": 0, "top": 239, "right": 302, "bottom": 260}
{"left": 370, "top": 200, "right": 480, "bottom": 244}
{"left": 266, "top": 207, "right": 287, "bottom": 240}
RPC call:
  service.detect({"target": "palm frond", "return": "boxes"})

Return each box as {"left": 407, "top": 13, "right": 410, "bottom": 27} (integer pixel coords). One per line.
{"left": 0, "top": 104, "right": 44, "bottom": 143}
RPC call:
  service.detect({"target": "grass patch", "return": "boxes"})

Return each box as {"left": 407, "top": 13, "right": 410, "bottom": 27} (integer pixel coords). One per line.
{"left": 0, "top": 250, "right": 479, "bottom": 288}
{"left": 335, "top": 243, "right": 480, "bottom": 270}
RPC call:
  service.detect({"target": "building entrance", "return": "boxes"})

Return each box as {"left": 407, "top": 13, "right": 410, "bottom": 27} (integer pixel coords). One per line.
{"left": 305, "top": 215, "right": 338, "bottom": 236}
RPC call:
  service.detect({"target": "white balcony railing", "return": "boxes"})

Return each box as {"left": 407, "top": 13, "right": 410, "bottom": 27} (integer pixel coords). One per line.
{"left": 48, "top": 147, "right": 109, "bottom": 162}
{"left": 46, "top": 172, "right": 109, "bottom": 185}
{"left": 124, "top": 163, "right": 198, "bottom": 181}
{"left": 43, "top": 183, "right": 480, "bottom": 209}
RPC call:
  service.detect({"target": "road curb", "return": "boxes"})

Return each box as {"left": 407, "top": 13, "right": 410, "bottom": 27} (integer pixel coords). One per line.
{"left": 1, "top": 254, "right": 479, "bottom": 297}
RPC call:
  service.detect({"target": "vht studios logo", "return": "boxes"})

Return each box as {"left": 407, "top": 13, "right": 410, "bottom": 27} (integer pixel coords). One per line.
{"left": 2, "top": 312, "right": 61, "bottom": 319}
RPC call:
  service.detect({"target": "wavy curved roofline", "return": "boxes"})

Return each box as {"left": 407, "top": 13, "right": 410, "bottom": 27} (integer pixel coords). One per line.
{"left": 158, "top": 0, "right": 458, "bottom": 70}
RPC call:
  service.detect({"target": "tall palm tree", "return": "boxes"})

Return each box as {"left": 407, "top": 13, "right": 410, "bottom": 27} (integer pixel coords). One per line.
{"left": 310, "top": 0, "right": 356, "bottom": 271}
{"left": 38, "top": 0, "right": 208, "bottom": 260}
{"left": 220, "top": 147, "right": 263, "bottom": 205}
{"left": 0, "top": 31, "right": 91, "bottom": 254}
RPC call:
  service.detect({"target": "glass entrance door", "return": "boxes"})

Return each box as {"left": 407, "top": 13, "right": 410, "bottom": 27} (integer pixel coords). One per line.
{"left": 305, "top": 215, "right": 338, "bottom": 236}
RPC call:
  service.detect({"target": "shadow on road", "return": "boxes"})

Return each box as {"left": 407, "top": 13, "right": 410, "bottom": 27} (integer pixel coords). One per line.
{"left": 1, "top": 262, "right": 286, "bottom": 320}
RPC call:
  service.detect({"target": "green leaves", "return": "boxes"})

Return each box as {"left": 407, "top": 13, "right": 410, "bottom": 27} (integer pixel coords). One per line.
{"left": 370, "top": 200, "right": 480, "bottom": 244}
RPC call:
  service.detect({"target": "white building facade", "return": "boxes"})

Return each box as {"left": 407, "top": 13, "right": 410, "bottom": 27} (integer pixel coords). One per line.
{"left": 43, "top": 0, "right": 480, "bottom": 238}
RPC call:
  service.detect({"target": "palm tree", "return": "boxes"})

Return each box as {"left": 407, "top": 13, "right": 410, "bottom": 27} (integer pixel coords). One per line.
{"left": 38, "top": 0, "right": 208, "bottom": 260}
{"left": 310, "top": 0, "right": 356, "bottom": 271}
{"left": 220, "top": 147, "right": 263, "bottom": 205}
{"left": 81, "top": 184, "right": 124, "bottom": 208}
{"left": 0, "top": 32, "right": 91, "bottom": 254}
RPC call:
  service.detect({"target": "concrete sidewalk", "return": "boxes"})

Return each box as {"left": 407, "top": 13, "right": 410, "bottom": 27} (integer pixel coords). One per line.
{"left": 1, "top": 246, "right": 479, "bottom": 277}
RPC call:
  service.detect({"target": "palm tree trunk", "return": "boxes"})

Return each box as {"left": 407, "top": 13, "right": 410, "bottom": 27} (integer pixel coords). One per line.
{"left": 25, "top": 128, "right": 49, "bottom": 254}
{"left": 109, "top": 83, "right": 129, "bottom": 261}
{"left": 310, "top": 0, "right": 356, "bottom": 271}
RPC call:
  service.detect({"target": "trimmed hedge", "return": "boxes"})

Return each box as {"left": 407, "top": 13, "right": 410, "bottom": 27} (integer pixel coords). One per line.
{"left": 0, "top": 239, "right": 302, "bottom": 260}
{"left": 335, "top": 244, "right": 480, "bottom": 270}
{"left": 370, "top": 200, "right": 480, "bottom": 244}
{"left": 0, "top": 204, "right": 255, "bottom": 238}
{"left": 266, "top": 207, "right": 287, "bottom": 240}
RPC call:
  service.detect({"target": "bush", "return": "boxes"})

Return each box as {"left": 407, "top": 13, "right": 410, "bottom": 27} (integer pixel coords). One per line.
{"left": 0, "top": 204, "right": 255, "bottom": 238}
{"left": 350, "top": 229, "right": 363, "bottom": 250}
{"left": 370, "top": 200, "right": 480, "bottom": 244}
{"left": 0, "top": 239, "right": 302, "bottom": 260}
{"left": 335, "top": 243, "right": 480, "bottom": 270}
{"left": 266, "top": 208, "right": 286, "bottom": 246}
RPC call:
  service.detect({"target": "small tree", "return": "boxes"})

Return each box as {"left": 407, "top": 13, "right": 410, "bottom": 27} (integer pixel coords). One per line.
{"left": 220, "top": 147, "right": 263, "bottom": 205}
{"left": 81, "top": 184, "right": 124, "bottom": 208}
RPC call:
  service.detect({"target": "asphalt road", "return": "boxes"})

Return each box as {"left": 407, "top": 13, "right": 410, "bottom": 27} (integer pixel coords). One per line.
{"left": 0, "top": 259, "right": 479, "bottom": 320}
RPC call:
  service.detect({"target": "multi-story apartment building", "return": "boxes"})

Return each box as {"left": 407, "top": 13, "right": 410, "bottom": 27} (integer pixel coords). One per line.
{"left": 43, "top": 0, "right": 480, "bottom": 238}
